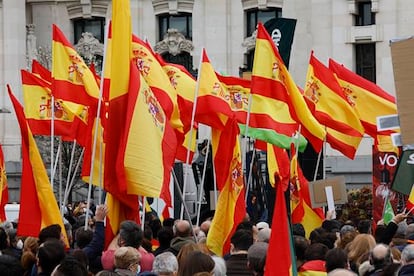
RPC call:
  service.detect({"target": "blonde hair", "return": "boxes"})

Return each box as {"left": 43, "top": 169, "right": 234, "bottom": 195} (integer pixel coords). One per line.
{"left": 114, "top": 246, "right": 141, "bottom": 269}
{"left": 347, "top": 234, "right": 376, "bottom": 267}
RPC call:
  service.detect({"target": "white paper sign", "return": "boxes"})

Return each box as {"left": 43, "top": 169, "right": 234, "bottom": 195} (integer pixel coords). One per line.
{"left": 325, "top": 186, "right": 336, "bottom": 219}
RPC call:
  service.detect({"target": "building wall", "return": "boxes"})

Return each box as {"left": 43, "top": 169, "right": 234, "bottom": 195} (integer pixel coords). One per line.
{"left": 1, "top": 0, "right": 411, "bottom": 201}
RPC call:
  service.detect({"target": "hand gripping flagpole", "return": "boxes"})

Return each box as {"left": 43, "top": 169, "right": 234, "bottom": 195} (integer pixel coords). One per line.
{"left": 180, "top": 48, "right": 203, "bottom": 220}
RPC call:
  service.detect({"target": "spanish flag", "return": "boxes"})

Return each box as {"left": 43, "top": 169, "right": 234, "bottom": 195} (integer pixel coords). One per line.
{"left": 21, "top": 69, "right": 89, "bottom": 146}
{"left": 31, "top": 59, "right": 52, "bottom": 83}
{"left": 252, "top": 22, "right": 326, "bottom": 152}
{"left": 305, "top": 53, "right": 364, "bottom": 159}
{"left": 266, "top": 143, "right": 290, "bottom": 189}
{"left": 131, "top": 35, "right": 183, "bottom": 133}
{"left": 0, "top": 144, "right": 8, "bottom": 222}
{"left": 52, "top": 24, "right": 99, "bottom": 107}
{"left": 329, "top": 58, "right": 398, "bottom": 140}
{"left": 7, "top": 85, "right": 69, "bottom": 247}
{"left": 265, "top": 172, "right": 297, "bottom": 276}
{"left": 102, "top": 0, "right": 140, "bottom": 248}
{"left": 159, "top": 60, "right": 197, "bottom": 162}
{"left": 196, "top": 49, "right": 233, "bottom": 130}
{"left": 207, "top": 118, "right": 245, "bottom": 256}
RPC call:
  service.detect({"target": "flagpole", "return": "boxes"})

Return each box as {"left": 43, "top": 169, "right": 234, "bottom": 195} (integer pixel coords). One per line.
{"left": 62, "top": 140, "right": 77, "bottom": 216}
{"left": 98, "top": 125, "right": 103, "bottom": 205}
{"left": 245, "top": 148, "right": 256, "bottom": 203}
{"left": 58, "top": 137, "right": 63, "bottom": 216}
{"left": 242, "top": 94, "right": 253, "bottom": 203}
{"left": 63, "top": 148, "right": 85, "bottom": 209}
{"left": 84, "top": 20, "right": 109, "bottom": 230}
{"left": 180, "top": 48, "right": 203, "bottom": 220}
{"left": 313, "top": 127, "right": 326, "bottom": 181}
{"left": 50, "top": 96, "right": 55, "bottom": 188}
{"left": 196, "top": 139, "right": 211, "bottom": 226}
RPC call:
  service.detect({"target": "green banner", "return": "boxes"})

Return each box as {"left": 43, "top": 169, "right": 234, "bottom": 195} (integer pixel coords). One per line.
{"left": 391, "top": 149, "right": 414, "bottom": 195}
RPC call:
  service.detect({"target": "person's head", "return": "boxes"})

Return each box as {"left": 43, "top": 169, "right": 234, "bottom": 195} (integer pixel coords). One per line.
{"left": 294, "top": 235, "right": 309, "bottom": 266}
{"left": 357, "top": 219, "right": 372, "bottom": 234}
{"left": 37, "top": 239, "right": 66, "bottom": 275}
{"left": 200, "top": 220, "right": 211, "bottom": 236}
{"left": 325, "top": 248, "right": 349, "bottom": 272}
{"left": 152, "top": 251, "right": 178, "bottom": 276}
{"left": 304, "top": 243, "right": 329, "bottom": 261}
{"left": 177, "top": 242, "right": 200, "bottom": 267}
{"left": 401, "top": 244, "right": 414, "bottom": 265}
{"left": 322, "top": 220, "right": 342, "bottom": 233}
{"left": 337, "top": 230, "right": 357, "bottom": 250}
{"left": 178, "top": 251, "right": 215, "bottom": 276}
{"left": 292, "top": 223, "right": 306, "bottom": 238}
{"left": 39, "top": 224, "right": 62, "bottom": 244}
{"left": 230, "top": 229, "right": 254, "bottom": 253}
{"left": 75, "top": 227, "right": 93, "bottom": 249}
{"left": 173, "top": 220, "right": 192, "bottom": 238}
{"left": 369, "top": 243, "right": 392, "bottom": 271}
{"left": 256, "top": 222, "right": 269, "bottom": 231}
{"left": 158, "top": 227, "right": 174, "bottom": 247}
{"left": 257, "top": 228, "right": 271, "bottom": 243}
{"left": 51, "top": 255, "right": 88, "bottom": 276}
{"left": 114, "top": 246, "right": 141, "bottom": 273}
{"left": 0, "top": 254, "right": 24, "bottom": 276}
{"left": 247, "top": 241, "right": 268, "bottom": 275}
{"left": 95, "top": 271, "right": 118, "bottom": 276}
{"left": 118, "top": 220, "right": 143, "bottom": 248}
{"left": 347, "top": 233, "right": 376, "bottom": 264}
{"left": 327, "top": 268, "right": 357, "bottom": 276}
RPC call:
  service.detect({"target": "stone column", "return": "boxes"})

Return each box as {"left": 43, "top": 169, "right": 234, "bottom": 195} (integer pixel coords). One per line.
{"left": 1, "top": 0, "right": 26, "bottom": 162}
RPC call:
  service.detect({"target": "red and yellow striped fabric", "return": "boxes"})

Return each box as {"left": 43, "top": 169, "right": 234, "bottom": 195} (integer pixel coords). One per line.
{"left": 8, "top": 86, "right": 69, "bottom": 248}
{"left": 252, "top": 22, "right": 326, "bottom": 152}
{"left": 207, "top": 119, "right": 245, "bottom": 256}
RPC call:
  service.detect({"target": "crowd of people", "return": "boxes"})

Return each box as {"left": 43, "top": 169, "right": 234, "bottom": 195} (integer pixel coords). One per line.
{"left": 1, "top": 200, "right": 414, "bottom": 275}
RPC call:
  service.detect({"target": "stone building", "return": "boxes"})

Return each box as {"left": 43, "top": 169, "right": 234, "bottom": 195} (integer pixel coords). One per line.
{"left": 0, "top": 0, "right": 410, "bottom": 203}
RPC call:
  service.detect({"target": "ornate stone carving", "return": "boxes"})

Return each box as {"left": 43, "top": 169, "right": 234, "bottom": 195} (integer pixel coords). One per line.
{"left": 242, "top": 29, "right": 257, "bottom": 52}
{"left": 75, "top": 32, "right": 104, "bottom": 62}
{"left": 26, "top": 24, "right": 38, "bottom": 69}
{"left": 154, "top": 29, "right": 194, "bottom": 56}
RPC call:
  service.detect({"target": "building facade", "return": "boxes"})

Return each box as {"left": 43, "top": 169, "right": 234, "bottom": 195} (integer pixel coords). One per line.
{"left": 0, "top": 0, "right": 410, "bottom": 202}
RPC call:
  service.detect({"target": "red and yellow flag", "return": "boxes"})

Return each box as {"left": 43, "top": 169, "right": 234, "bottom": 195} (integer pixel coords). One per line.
{"left": 102, "top": 0, "right": 140, "bottom": 248}
{"left": 207, "top": 119, "right": 245, "bottom": 256}
{"left": 32, "top": 59, "right": 52, "bottom": 83}
{"left": 8, "top": 85, "right": 68, "bottom": 247}
{"left": 252, "top": 22, "right": 326, "bottom": 152}
{"left": 131, "top": 35, "right": 183, "bottom": 133}
{"left": 196, "top": 49, "right": 234, "bottom": 130}
{"left": 0, "top": 144, "right": 8, "bottom": 222}
{"left": 21, "top": 70, "right": 89, "bottom": 146}
{"left": 329, "top": 58, "right": 398, "bottom": 140}
{"left": 266, "top": 143, "right": 290, "bottom": 190}
{"left": 290, "top": 143, "right": 324, "bottom": 237}
{"left": 52, "top": 24, "right": 99, "bottom": 107}
{"left": 265, "top": 177, "right": 296, "bottom": 275}
{"left": 160, "top": 60, "right": 197, "bottom": 162}
{"left": 305, "top": 53, "right": 364, "bottom": 159}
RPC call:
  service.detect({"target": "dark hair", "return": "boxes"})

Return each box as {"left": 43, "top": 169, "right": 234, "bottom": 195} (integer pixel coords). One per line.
{"left": 358, "top": 219, "right": 372, "bottom": 234}
{"left": 0, "top": 254, "right": 24, "bottom": 276}
{"left": 293, "top": 223, "right": 306, "bottom": 237}
{"left": 39, "top": 224, "right": 62, "bottom": 244}
{"left": 294, "top": 235, "right": 309, "bottom": 262}
{"left": 231, "top": 229, "right": 253, "bottom": 251}
{"left": 75, "top": 227, "right": 93, "bottom": 248}
{"left": 325, "top": 248, "right": 348, "bottom": 272}
{"left": 37, "top": 239, "right": 66, "bottom": 274}
{"left": 304, "top": 243, "right": 329, "bottom": 261}
{"left": 0, "top": 228, "right": 8, "bottom": 250}
{"left": 178, "top": 251, "right": 215, "bottom": 275}
{"left": 53, "top": 255, "right": 88, "bottom": 276}
{"left": 236, "top": 221, "right": 254, "bottom": 232}
{"left": 163, "top": 218, "right": 175, "bottom": 228}
{"left": 119, "top": 220, "right": 143, "bottom": 248}
{"left": 157, "top": 227, "right": 174, "bottom": 248}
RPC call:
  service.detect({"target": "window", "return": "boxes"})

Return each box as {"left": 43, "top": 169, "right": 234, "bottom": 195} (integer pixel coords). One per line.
{"left": 355, "top": 1, "right": 375, "bottom": 26}
{"left": 73, "top": 18, "right": 105, "bottom": 43}
{"left": 158, "top": 13, "right": 192, "bottom": 41}
{"left": 246, "top": 8, "right": 282, "bottom": 37}
{"left": 355, "top": 43, "right": 376, "bottom": 82}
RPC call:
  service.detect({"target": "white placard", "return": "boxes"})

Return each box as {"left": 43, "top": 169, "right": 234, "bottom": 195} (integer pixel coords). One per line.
{"left": 325, "top": 186, "right": 336, "bottom": 219}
